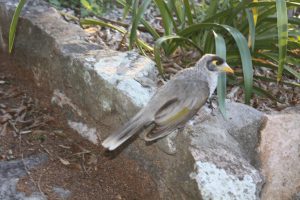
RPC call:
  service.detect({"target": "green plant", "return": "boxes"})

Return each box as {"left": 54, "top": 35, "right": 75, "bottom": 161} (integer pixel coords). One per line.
{"left": 81, "top": 0, "right": 300, "bottom": 116}
{"left": 8, "top": 0, "right": 26, "bottom": 53}
{"left": 9, "top": 0, "right": 300, "bottom": 116}
{"left": 47, "top": 0, "right": 110, "bottom": 17}
{"left": 8, "top": 0, "right": 112, "bottom": 53}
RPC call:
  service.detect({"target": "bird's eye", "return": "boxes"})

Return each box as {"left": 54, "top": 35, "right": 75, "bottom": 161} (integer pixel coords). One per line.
{"left": 216, "top": 60, "right": 223, "bottom": 65}
{"left": 207, "top": 62, "right": 216, "bottom": 71}
{"left": 207, "top": 57, "right": 225, "bottom": 71}
{"left": 212, "top": 59, "right": 223, "bottom": 66}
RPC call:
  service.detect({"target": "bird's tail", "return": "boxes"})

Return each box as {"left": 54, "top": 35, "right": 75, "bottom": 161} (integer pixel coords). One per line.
{"left": 102, "top": 113, "right": 151, "bottom": 151}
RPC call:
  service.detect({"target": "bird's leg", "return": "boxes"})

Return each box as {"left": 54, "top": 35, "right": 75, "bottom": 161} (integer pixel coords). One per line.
{"left": 207, "top": 95, "right": 218, "bottom": 116}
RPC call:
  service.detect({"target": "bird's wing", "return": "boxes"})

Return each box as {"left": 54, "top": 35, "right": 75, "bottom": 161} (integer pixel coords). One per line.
{"left": 144, "top": 77, "right": 209, "bottom": 141}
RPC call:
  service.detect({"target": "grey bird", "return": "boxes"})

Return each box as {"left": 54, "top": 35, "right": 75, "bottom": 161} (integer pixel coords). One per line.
{"left": 102, "top": 54, "right": 234, "bottom": 151}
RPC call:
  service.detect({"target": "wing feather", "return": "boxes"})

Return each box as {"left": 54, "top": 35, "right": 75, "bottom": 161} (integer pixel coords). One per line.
{"left": 144, "top": 77, "right": 209, "bottom": 141}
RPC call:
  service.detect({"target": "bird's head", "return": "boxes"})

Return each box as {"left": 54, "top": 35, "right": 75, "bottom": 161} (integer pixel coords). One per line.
{"left": 200, "top": 54, "right": 234, "bottom": 75}
{"left": 196, "top": 54, "right": 234, "bottom": 97}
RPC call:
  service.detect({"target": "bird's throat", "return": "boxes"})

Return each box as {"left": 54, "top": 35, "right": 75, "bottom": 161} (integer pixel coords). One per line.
{"left": 208, "top": 73, "right": 219, "bottom": 97}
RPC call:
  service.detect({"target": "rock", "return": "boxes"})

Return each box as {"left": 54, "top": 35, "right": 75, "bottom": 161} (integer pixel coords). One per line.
{"left": 124, "top": 102, "right": 265, "bottom": 200}
{"left": 282, "top": 105, "right": 300, "bottom": 114}
{"left": 67, "top": 120, "right": 99, "bottom": 144}
{"left": 258, "top": 110, "right": 300, "bottom": 200}
{"left": 224, "top": 101, "right": 265, "bottom": 164}
{"left": 0, "top": 0, "right": 157, "bottom": 129}
{"left": 293, "top": 192, "right": 300, "bottom": 200}
{"left": 52, "top": 186, "right": 71, "bottom": 200}
{"left": 179, "top": 102, "right": 264, "bottom": 200}
{"left": 155, "top": 130, "right": 178, "bottom": 155}
{"left": 0, "top": 154, "right": 48, "bottom": 200}
{"left": 0, "top": 0, "right": 157, "bottom": 151}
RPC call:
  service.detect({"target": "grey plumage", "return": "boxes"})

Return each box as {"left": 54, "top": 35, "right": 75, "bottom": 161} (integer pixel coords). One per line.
{"left": 102, "top": 54, "right": 233, "bottom": 151}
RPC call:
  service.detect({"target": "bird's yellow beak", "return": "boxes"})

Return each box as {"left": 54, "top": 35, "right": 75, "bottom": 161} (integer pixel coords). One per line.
{"left": 217, "top": 63, "right": 234, "bottom": 74}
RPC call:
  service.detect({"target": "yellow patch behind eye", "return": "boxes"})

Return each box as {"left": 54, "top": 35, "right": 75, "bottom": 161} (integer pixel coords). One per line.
{"left": 212, "top": 60, "right": 218, "bottom": 65}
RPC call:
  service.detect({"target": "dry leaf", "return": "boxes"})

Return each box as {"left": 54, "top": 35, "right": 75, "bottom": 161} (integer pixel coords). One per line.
{"left": 32, "top": 130, "right": 48, "bottom": 135}
{"left": 58, "top": 144, "right": 71, "bottom": 149}
{"left": 58, "top": 157, "right": 70, "bottom": 166}
{"left": 0, "top": 123, "right": 8, "bottom": 136}
{"left": 5, "top": 87, "right": 22, "bottom": 98}
{"left": 53, "top": 130, "right": 67, "bottom": 138}
{"left": 0, "top": 113, "right": 12, "bottom": 124}
{"left": 7, "top": 105, "right": 26, "bottom": 115}
{"left": 19, "top": 130, "right": 32, "bottom": 135}
{"left": 87, "top": 154, "right": 98, "bottom": 165}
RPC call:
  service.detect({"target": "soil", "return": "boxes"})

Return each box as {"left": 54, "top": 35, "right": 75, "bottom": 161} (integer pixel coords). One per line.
{"left": 0, "top": 55, "right": 158, "bottom": 200}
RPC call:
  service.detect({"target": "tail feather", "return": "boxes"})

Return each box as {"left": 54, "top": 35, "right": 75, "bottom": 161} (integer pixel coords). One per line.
{"left": 102, "top": 116, "right": 148, "bottom": 151}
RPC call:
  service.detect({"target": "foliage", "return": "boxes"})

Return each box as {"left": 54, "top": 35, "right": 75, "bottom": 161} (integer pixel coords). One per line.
{"left": 8, "top": 0, "right": 112, "bottom": 53}
{"left": 109, "top": 0, "right": 300, "bottom": 108}
{"left": 9, "top": 0, "right": 300, "bottom": 113}
{"left": 46, "top": 0, "right": 111, "bottom": 17}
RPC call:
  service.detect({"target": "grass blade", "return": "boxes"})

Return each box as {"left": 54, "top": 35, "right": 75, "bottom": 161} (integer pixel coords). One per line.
{"left": 180, "top": 23, "right": 253, "bottom": 104}
{"left": 252, "top": 0, "right": 258, "bottom": 25}
{"left": 80, "top": 0, "right": 93, "bottom": 11}
{"left": 81, "top": 18, "right": 153, "bottom": 52}
{"left": 167, "top": 0, "right": 182, "bottom": 26}
{"left": 284, "top": 65, "right": 300, "bottom": 79}
{"left": 121, "top": 0, "right": 131, "bottom": 20}
{"left": 252, "top": 86, "right": 281, "bottom": 102}
{"left": 206, "top": 0, "right": 218, "bottom": 19}
{"left": 246, "top": 9, "right": 256, "bottom": 51}
{"left": 213, "top": 31, "right": 227, "bottom": 117}
{"left": 275, "top": 0, "right": 288, "bottom": 82}
{"left": 9, "top": 0, "right": 26, "bottom": 53}
{"left": 222, "top": 25, "right": 253, "bottom": 104}
{"left": 117, "top": 0, "right": 162, "bottom": 54}
{"left": 129, "top": 0, "right": 151, "bottom": 49}
{"left": 183, "top": 0, "right": 193, "bottom": 25}
{"left": 81, "top": 18, "right": 127, "bottom": 33}
{"left": 174, "top": 0, "right": 185, "bottom": 26}
{"left": 117, "top": 0, "right": 160, "bottom": 39}
{"left": 254, "top": 75, "right": 300, "bottom": 87}
{"left": 260, "top": 52, "right": 300, "bottom": 79}
{"left": 154, "top": 0, "right": 175, "bottom": 34}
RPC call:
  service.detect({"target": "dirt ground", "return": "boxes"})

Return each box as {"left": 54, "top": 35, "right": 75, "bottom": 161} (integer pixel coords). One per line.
{"left": 0, "top": 56, "right": 158, "bottom": 200}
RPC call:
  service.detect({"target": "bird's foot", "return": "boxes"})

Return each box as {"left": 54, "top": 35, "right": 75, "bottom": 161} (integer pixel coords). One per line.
{"left": 207, "top": 96, "right": 218, "bottom": 116}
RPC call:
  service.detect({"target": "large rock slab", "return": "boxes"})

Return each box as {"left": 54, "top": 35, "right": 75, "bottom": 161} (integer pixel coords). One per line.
{"left": 126, "top": 102, "right": 265, "bottom": 200}
{"left": 0, "top": 0, "right": 157, "bottom": 132}
{"left": 0, "top": 1, "right": 266, "bottom": 199}
{"left": 175, "top": 102, "right": 264, "bottom": 200}
{"left": 258, "top": 107, "right": 300, "bottom": 200}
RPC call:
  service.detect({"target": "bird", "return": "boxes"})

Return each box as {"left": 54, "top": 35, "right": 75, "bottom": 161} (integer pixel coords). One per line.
{"left": 102, "top": 54, "right": 234, "bottom": 151}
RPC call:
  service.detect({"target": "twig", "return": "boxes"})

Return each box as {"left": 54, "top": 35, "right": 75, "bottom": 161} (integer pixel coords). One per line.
{"left": 0, "top": 122, "right": 8, "bottom": 136}
{"left": 8, "top": 120, "right": 19, "bottom": 134}
{"left": 81, "top": 153, "right": 89, "bottom": 176}
{"left": 59, "top": 11, "right": 164, "bottom": 35}
{"left": 58, "top": 144, "right": 71, "bottom": 149}
{"left": 40, "top": 144, "right": 53, "bottom": 161}
{"left": 22, "top": 120, "right": 45, "bottom": 131}
{"left": 59, "top": 11, "right": 79, "bottom": 21}
{"left": 96, "top": 16, "right": 164, "bottom": 35}
{"left": 19, "top": 130, "right": 32, "bottom": 135}
{"left": 69, "top": 150, "right": 91, "bottom": 157}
